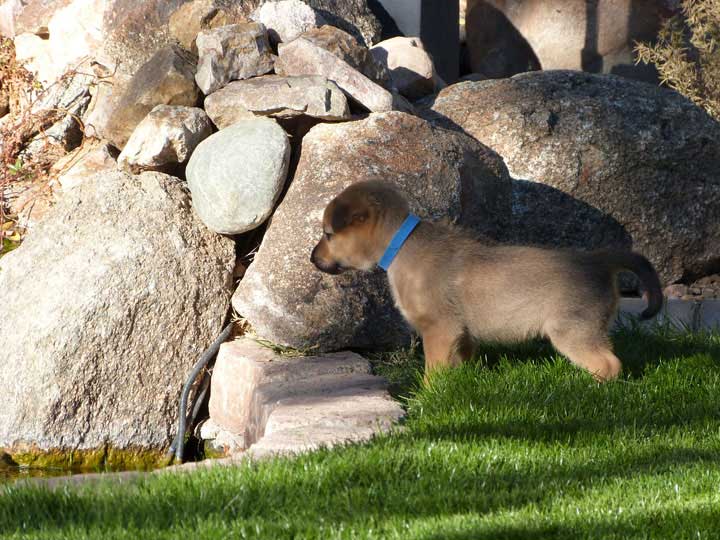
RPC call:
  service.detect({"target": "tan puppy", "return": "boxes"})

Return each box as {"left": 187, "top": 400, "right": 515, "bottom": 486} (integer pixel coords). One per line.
{"left": 311, "top": 180, "right": 663, "bottom": 381}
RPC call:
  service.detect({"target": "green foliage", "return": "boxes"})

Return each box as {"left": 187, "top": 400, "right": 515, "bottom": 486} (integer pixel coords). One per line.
{"left": 635, "top": 0, "right": 720, "bottom": 119}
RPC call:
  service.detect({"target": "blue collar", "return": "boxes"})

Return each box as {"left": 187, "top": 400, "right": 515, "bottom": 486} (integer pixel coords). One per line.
{"left": 378, "top": 214, "right": 421, "bottom": 271}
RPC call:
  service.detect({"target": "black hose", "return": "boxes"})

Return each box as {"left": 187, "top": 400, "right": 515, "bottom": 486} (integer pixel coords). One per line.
{"left": 189, "top": 372, "right": 212, "bottom": 427}
{"left": 169, "top": 322, "right": 233, "bottom": 464}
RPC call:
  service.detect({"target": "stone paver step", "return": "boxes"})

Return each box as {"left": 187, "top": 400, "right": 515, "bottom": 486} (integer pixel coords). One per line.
{"left": 206, "top": 338, "right": 404, "bottom": 457}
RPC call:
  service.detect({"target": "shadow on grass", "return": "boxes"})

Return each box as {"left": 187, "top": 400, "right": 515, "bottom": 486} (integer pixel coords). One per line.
{"left": 421, "top": 506, "right": 720, "bottom": 540}
{"left": 371, "top": 323, "right": 720, "bottom": 399}
{"left": 377, "top": 325, "right": 720, "bottom": 445}
{"left": 2, "top": 440, "right": 718, "bottom": 536}
{"left": 472, "top": 322, "right": 720, "bottom": 379}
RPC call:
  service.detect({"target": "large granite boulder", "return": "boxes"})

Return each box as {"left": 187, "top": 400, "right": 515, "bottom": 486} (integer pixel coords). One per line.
{"left": 0, "top": 171, "right": 235, "bottom": 467}
{"left": 186, "top": 117, "right": 291, "bottom": 234}
{"left": 233, "top": 111, "right": 511, "bottom": 351}
{"left": 425, "top": 71, "right": 720, "bottom": 285}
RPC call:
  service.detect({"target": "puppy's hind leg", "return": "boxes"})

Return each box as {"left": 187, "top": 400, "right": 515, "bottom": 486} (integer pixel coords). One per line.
{"left": 546, "top": 325, "right": 621, "bottom": 382}
{"left": 421, "top": 323, "right": 473, "bottom": 379}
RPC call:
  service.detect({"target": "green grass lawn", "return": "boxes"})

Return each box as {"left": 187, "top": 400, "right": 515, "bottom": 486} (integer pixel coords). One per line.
{"left": 2, "top": 323, "right": 720, "bottom": 539}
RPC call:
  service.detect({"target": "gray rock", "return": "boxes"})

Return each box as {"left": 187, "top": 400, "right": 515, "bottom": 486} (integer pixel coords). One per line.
{"left": 118, "top": 105, "right": 213, "bottom": 173}
{"left": 101, "top": 45, "right": 200, "bottom": 150}
{"left": 195, "top": 23, "right": 274, "bottom": 95}
{"left": 22, "top": 71, "right": 93, "bottom": 158}
{"left": 250, "top": 0, "right": 326, "bottom": 44}
{"left": 0, "top": 171, "right": 235, "bottom": 462}
{"left": 300, "top": 0, "right": 381, "bottom": 48}
{"left": 169, "top": 0, "right": 382, "bottom": 51}
{"left": 299, "top": 25, "right": 390, "bottom": 87}
{"left": 186, "top": 117, "right": 291, "bottom": 234}
{"left": 425, "top": 71, "right": 720, "bottom": 285}
{"left": 275, "top": 34, "right": 394, "bottom": 112}
{"left": 203, "top": 75, "right": 350, "bottom": 129}
{"left": 169, "top": 0, "right": 244, "bottom": 53}
{"left": 53, "top": 140, "right": 118, "bottom": 191}
{"left": 233, "top": 111, "right": 511, "bottom": 351}
{"left": 370, "top": 36, "right": 445, "bottom": 100}
{"left": 208, "top": 338, "right": 404, "bottom": 456}
{"left": 9, "top": 0, "right": 204, "bottom": 86}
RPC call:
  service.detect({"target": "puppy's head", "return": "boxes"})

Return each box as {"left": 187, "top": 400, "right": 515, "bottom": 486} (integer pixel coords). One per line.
{"left": 311, "top": 181, "right": 409, "bottom": 274}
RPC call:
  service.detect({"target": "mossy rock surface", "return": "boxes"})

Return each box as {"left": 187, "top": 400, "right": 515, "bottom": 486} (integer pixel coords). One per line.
{"left": 5, "top": 444, "right": 167, "bottom": 471}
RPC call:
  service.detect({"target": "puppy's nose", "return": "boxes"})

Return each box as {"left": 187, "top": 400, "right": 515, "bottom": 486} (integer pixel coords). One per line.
{"left": 310, "top": 244, "right": 319, "bottom": 265}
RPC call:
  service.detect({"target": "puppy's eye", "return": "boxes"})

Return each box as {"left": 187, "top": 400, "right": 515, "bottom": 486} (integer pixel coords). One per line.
{"left": 324, "top": 232, "right": 333, "bottom": 241}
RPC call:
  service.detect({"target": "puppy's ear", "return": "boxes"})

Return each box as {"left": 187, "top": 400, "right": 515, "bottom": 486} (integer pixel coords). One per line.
{"left": 330, "top": 202, "right": 350, "bottom": 232}
{"left": 331, "top": 203, "right": 368, "bottom": 232}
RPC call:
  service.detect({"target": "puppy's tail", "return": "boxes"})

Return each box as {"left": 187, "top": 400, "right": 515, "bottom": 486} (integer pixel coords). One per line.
{"left": 602, "top": 251, "right": 663, "bottom": 319}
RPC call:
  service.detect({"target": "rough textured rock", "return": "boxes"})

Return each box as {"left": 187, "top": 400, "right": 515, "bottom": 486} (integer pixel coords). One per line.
{"left": 118, "top": 105, "right": 212, "bottom": 173}
{"left": 300, "top": 0, "right": 381, "bottom": 47}
{"left": 250, "top": 0, "right": 325, "bottom": 44}
{"left": 425, "top": 71, "right": 720, "bottom": 285}
{"left": 4, "top": 0, "right": 381, "bottom": 61}
{"left": 11, "top": 0, "right": 202, "bottom": 85}
{"left": 0, "top": 84, "right": 8, "bottom": 117}
{"left": 10, "top": 1, "right": 106, "bottom": 85}
{"left": 12, "top": 32, "right": 57, "bottom": 86}
{"left": 3, "top": 179, "right": 54, "bottom": 230}
{"left": 195, "top": 23, "right": 274, "bottom": 95}
{"left": 370, "top": 36, "right": 444, "bottom": 100}
{"left": 0, "top": 171, "right": 235, "bottom": 462}
{"left": 12, "top": 0, "right": 377, "bottom": 138}
{"left": 186, "top": 117, "right": 291, "bottom": 234}
{"left": 21, "top": 71, "right": 92, "bottom": 158}
{"left": 0, "top": 0, "right": 48, "bottom": 37}
{"left": 233, "top": 112, "right": 511, "bottom": 351}
{"left": 204, "top": 75, "right": 350, "bottom": 129}
{"left": 465, "top": 0, "right": 666, "bottom": 81}
{"left": 53, "top": 140, "right": 118, "bottom": 191}
{"left": 100, "top": 45, "right": 200, "bottom": 150}
{"left": 208, "top": 338, "right": 404, "bottom": 455}
{"left": 275, "top": 35, "right": 395, "bottom": 112}
{"left": 169, "top": 0, "right": 243, "bottom": 53}
{"left": 51, "top": 0, "right": 215, "bottom": 143}
{"left": 299, "top": 25, "right": 390, "bottom": 87}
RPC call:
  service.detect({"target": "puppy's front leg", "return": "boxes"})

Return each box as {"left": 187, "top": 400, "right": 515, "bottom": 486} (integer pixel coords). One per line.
{"left": 421, "top": 324, "right": 472, "bottom": 378}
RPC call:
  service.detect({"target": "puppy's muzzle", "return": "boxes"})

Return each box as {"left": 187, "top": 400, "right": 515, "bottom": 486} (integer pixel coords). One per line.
{"left": 310, "top": 244, "right": 345, "bottom": 275}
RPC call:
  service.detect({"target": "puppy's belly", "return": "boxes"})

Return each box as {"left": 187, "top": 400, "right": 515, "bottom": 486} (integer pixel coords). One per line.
{"left": 396, "top": 292, "right": 545, "bottom": 343}
{"left": 465, "top": 311, "right": 545, "bottom": 343}
{"left": 458, "top": 290, "right": 564, "bottom": 343}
